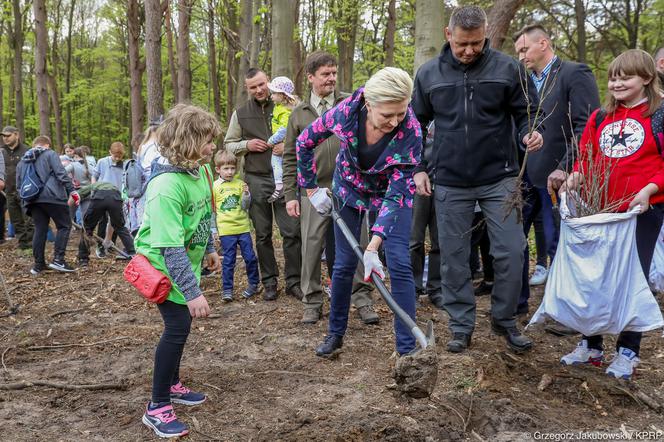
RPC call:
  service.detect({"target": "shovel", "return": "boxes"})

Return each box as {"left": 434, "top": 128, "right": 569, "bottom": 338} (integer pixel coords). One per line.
{"left": 330, "top": 209, "right": 435, "bottom": 350}
{"left": 73, "top": 222, "right": 132, "bottom": 259}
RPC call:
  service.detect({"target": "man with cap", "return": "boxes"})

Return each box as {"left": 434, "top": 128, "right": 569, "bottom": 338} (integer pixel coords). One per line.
{"left": 0, "top": 126, "right": 33, "bottom": 250}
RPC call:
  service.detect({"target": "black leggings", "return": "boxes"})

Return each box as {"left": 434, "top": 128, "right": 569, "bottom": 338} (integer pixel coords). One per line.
{"left": 152, "top": 301, "right": 192, "bottom": 404}
{"left": 585, "top": 204, "right": 664, "bottom": 356}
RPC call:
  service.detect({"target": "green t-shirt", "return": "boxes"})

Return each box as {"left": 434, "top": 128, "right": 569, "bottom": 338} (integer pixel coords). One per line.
{"left": 134, "top": 165, "right": 213, "bottom": 305}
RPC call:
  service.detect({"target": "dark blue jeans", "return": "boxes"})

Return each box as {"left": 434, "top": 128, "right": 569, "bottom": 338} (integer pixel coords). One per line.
{"left": 519, "top": 180, "right": 559, "bottom": 310}
{"left": 220, "top": 232, "right": 260, "bottom": 292}
{"left": 329, "top": 203, "right": 416, "bottom": 355}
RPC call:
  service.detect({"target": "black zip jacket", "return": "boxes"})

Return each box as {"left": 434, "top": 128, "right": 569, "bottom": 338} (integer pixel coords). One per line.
{"left": 412, "top": 40, "right": 541, "bottom": 187}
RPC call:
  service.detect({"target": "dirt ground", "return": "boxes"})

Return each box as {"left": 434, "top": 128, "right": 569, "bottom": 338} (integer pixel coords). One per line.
{"left": 1, "top": 232, "right": 664, "bottom": 441}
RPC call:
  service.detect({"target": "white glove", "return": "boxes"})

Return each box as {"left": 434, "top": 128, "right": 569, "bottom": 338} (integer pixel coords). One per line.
{"left": 363, "top": 250, "right": 385, "bottom": 282}
{"left": 308, "top": 187, "right": 332, "bottom": 216}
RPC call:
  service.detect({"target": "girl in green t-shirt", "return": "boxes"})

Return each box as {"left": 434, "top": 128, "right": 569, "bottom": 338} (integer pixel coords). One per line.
{"left": 136, "top": 104, "right": 222, "bottom": 439}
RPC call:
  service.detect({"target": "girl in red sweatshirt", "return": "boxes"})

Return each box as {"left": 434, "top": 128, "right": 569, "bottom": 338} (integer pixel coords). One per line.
{"left": 560, "top": 49, "right": 664, "bottom": 380}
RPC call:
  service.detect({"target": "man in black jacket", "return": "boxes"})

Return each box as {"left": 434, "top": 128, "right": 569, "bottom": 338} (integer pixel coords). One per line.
{"left": 513, "top": 24, "right": 600, "bottom": 317}
{"left": 412, "top": 6, "right": 543, "bottom": 354}
{"left": 1, "top": 126, "right": 34, "bottom": 250}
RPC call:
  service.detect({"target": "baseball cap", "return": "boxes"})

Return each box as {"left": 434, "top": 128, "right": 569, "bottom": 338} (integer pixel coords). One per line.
{"left": 1, "top": 126, "right": 18, "bottom": 136}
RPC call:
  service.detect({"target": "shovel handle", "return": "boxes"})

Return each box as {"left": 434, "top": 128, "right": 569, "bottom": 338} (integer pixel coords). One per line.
{"left": 330, "top": 209, "right": 429, "bottom": 349}
{"left": 73, "top": 222, "right": 131, "bottom": 259}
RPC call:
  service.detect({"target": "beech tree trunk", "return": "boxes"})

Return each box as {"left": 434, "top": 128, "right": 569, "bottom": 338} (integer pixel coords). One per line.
{"left": 271, "top": 0, "right": 296, "bottom": 78}
{"left": 10, "top": 0, "right": 25, "bottom": 135}
{"left": 164, "top": 4, "right": 179, "bottom": 104}
{"left": 486, "top": 0, "right": 527, "bottom": 50}
{"left": 250, "top": 0, "right": 261, "bottom": 68}
{"left": 236, "top": 0, "right": 253, "bottom": 104}
{"left": 177, "top": 0, "right": 194, "bottom": 102}
{"left": 34, "top": 0, "right": 51, "bottom": 137}
{"left": 207, "top": 0, "right": 222, "bottom": 119}
{"left": 383, "top": 0, "right": 397, "bottom": 66}
{"left": 65, "top": 0, "right": 76, "bottom": 141}
{"left": 574, "top": 0, "right": 586, "bottom": 62}
{"left": 128, "top": 0, "right": 145, "bottom": 144}
{"left": 334, "top": 0, "right": 360, "bottom": 92}
{"left": 414, "top": 0, "right": 444, "bottom": 74}
{"left": 145, "top": 0, "right": 164, "bottom": 120}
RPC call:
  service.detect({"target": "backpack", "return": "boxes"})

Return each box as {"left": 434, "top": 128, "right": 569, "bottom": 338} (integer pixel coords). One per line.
{"left": 19, "top": 148, "right": 47, "bottom": 203}
{"left": 123, "top": 159, "right": 144, "bottom": 198}
{"left": 594, "top": 104, "right": 664, "bottom": 154}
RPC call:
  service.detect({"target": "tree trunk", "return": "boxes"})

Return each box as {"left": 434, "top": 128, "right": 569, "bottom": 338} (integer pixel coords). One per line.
{"left": 334, "top": 0, "right": 360, "bottom": 92}
{"left": 237, "top": 0, "right": 253, "bottom": 104}
{"left": 11, "top": 0, "right": 26, "bottom": 136}
{"left": 145, "top": 0, "right": 165, "bottom": 120}
{"left": 65, "top": 0, "right": 76, "bottom": 141}
{"left": 177, "top": 0, "right": 194, "bottom": 102}
{"left": 47, "top": 75, "right": 63, "bottom": 147}
{"left": 271, "top": 0, "right": 296, "bottom": 78}
{"left": 383, "top": 0, "right": 397, "bottom": 66}
{"left": 414, "top": 0, "right": 444, "bottom": 74}
{"left": 222, "top": 0, "right": 239, "bottom": 116}
{"left": 164, "top": 4, "right": 179, "bottom": 104}
{"left": 486, "top": 0, "right": 526, "bottom": 50}
{"left": 207, "top": 0, "right": 222, "bottom": 119}
{"left": 574, "top": 0, "right": 586, "bottom": 62}
{"left": 34, "top": 0, "right": 51, "bottom": 137}
{"left": 250, "top": 0, "right": 261, "bottom": 67}
{"left": 128, "top": 0, "right": 145, "bottom": 145}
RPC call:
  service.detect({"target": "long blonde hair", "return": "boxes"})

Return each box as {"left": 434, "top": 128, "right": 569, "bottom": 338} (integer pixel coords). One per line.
{"left": 605, "top": 49, "right": 662, "bottom": 116}
{"left": 157, "top": 104, "right": 221, "bottom": 169}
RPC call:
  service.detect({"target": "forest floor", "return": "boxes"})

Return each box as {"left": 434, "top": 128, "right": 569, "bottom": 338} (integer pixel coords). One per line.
{"left": 1, "top": 231, "right": 664, "bottom": 441}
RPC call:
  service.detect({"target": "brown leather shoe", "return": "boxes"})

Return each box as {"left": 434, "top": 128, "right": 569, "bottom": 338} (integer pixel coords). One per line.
{"left": 301, "top": 308, "right": 321, "bottom": 324}
{"left": 357, "top": 305, "right": 379, "bottom": 325}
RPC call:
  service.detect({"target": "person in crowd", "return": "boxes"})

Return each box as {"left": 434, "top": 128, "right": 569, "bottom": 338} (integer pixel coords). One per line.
{"left": 92, "top": 141, "right": 126, "bottom": 257}
{"left": 16, "top": 135, "right": 78, "bottom": 274}
{"left": 65, "top": 146, "right": 93, "bottom": 225}
{"left": 136, "top": 103, "right": 221, "bottom": 438}
{"left": 0, "top": 149, "right": 5, "bottom": 244}
{"left": 79, "top": 145, "right": 97, "bottom": 170}
{"left": 62, "top": 143, "right": 75, "bottom": 161}
{"left": 75, "top": 179, "right": 136, "bottom": 267}
{"left": 283, "top": 51, "right": 378, "bottom": 325}
{"left": 410, "top": 122, "right": 442, "bottom": 308}
{"left": 560, "top": 49, "right": 664, "bottom": 380}
{"left": 513, "top": 24, "right": 600, "bottom": 315}
{"left": 266, "top": 76, "right": 300, "bottom": 203}
{"left": 224, "top": 68, "right": 301, "bottom": 301}
{"left": 411, "top": 6, "right": 542, "bottom": 354}
{"left": 0, "top": 126, "right": 34, "bottom": 251}
{"left": 213, "top": 149, "right": 259, "bottom": 301}
{"left": 653, "top": 47, "right": 664, "bottom": 84}
{"left": 296, "top": 67, "right": 422, "bottom": 358}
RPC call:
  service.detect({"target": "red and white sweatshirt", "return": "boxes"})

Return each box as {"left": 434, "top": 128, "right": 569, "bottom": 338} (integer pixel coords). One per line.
{"left": 573, "top": 101, "right": 664, "bottom": 212}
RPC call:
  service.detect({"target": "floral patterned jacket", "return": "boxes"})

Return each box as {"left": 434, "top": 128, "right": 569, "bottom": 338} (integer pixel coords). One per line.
{"left": 296, "top": 87, "right": 422, "bottom": 240}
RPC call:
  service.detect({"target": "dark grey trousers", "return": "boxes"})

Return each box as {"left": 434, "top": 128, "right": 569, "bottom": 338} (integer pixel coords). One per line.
{"left": 435, "top": 177, "right": 526, "bottom": 334}
{"left": 245, "top": 173, "right": 301, "bottom": 289}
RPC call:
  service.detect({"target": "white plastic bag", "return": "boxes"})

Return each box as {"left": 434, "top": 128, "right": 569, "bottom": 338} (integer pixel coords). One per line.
{"left": 648, "top": 225, "right": 664, "bottom": 293}
{"left": 529, "top": 192, "right": 663, "bottom": 336}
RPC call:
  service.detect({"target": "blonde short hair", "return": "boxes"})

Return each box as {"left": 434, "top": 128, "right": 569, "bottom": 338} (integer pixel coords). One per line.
{"left": 363, "top": 67, "right": 413, "bottom": 106}
{"left": 214, "top": 149, "right": 237, "bottom": 167}
{"left": 158, "top": 104, "right": 221, "bottom": 169}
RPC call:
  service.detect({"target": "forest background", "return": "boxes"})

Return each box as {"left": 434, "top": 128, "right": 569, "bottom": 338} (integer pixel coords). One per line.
{"left": 1, "top": 0, "right": 663, "bottom": 157}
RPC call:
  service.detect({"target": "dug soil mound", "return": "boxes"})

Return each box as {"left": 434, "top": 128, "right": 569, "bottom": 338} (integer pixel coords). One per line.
{"left": 1, "top": 233, "right": 664, "bottom": 441}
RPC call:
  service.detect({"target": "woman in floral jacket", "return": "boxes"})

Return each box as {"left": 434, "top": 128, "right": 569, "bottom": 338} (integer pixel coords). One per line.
{"left": 296, "top": 67, "right": 423, "bottom": 357}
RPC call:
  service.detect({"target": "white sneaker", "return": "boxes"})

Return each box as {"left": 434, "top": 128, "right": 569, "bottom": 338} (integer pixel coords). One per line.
{"left": 606, "top": 347, "right": 639, "bottom": 380}
{"left": 560, "top": 340, "right": 604, "bottom": 366}
{"left": 529, "top": 264, "right": 548, "bottom": 286}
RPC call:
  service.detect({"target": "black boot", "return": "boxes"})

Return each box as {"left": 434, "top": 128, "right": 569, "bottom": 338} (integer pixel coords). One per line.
{"left": 446, "top": 332, "right": 472, "bottom": 353}
{"left": 315, "top": 335, "right": 343, "bottom": 358}
{"left": 491, "top": 322, "right": 533, "bottom": 353}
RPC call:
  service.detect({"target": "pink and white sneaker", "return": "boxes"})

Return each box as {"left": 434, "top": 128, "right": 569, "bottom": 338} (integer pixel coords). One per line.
{"left": 142, "top": 403, "right": 189, "bottom": 438}
{"left": 170, "top": 381, "right": 207, "bottom": 405}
